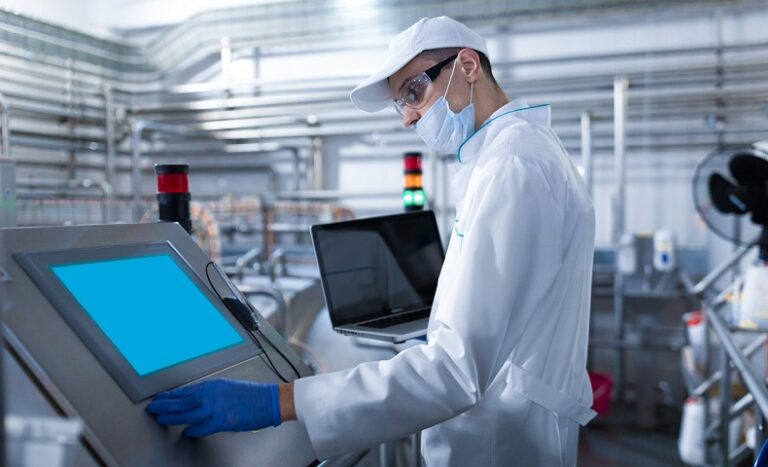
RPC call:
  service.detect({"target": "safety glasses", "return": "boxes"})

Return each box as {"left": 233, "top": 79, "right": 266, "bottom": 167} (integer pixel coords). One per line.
{"left": 393, "top": 55, "right": 457, "bottom": 116}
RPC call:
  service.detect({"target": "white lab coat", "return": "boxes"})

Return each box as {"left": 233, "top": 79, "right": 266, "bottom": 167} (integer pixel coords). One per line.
{"left": 294, "top": 99, "right": 596, "bottom": 466}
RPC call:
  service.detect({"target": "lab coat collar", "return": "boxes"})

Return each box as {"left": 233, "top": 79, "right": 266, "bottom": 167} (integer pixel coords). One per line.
{"left": 456, "top": 98, "right": 551, "bottom": 165}
{"left": 449, "top": 98, "right": 551, "bottom": 212}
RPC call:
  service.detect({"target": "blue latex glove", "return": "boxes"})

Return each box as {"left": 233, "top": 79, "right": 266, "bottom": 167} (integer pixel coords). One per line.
{"left": 756, "top": 438, "right": 768, "bottom": 467}
{"left": 146, "top": 379, "right": 281, "bottom": 437}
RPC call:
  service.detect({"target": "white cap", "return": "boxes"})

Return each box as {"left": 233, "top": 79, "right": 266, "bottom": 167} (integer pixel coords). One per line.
{"left": 350, "top": 16, "right": 488, "bottom": 112}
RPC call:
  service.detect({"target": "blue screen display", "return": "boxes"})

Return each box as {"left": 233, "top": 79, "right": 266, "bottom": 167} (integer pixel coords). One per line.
{"left": 51, "top": 254, "right": 244, "bottom": 376}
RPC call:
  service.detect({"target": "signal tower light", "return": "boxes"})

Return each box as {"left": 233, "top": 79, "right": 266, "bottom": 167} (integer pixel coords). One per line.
{"left": 403, "top": 152, "right": 425, "bottom": 211}
{"left": 155, "top": 164, "right": 193, "bottom": 234}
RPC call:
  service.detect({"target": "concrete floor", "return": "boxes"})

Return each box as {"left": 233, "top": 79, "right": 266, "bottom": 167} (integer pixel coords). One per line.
{"left": 578, "top": 424, "right": 686, "bottom": 467}
{"left": 578, "top": 401, "right": 687, "bottom": 467}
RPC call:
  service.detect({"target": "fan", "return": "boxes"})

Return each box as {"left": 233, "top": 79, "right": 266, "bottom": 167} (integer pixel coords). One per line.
{"left": 692, "top": 142, "right": 768, "bottom": 258}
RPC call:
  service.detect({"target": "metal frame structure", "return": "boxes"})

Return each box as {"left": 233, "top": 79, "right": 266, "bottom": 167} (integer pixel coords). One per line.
{"left": 682, "top": 239, "right": 768, "bottom": 466}
{"left": 0, "top": 93, "right": 9, "bottom": 157}
{"left": 612, "top": 77, "right": 629, "bottom": 399}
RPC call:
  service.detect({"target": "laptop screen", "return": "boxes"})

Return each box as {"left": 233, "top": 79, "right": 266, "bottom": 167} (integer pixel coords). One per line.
{"left": 311, "top": 211, "right": 445, "bottom": 326}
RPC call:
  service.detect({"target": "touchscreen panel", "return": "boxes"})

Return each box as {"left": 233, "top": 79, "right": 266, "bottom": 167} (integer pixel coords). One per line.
{"left": 51, "top": 254, "right": 244, "bottom": 376}
{"left": 15, "top": 242, "right": 261, "bottom": 402}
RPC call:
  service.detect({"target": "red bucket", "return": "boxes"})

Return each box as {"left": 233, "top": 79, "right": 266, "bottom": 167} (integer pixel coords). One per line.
{"left": 589, "top": 371, "right": 613, "bottom": 416}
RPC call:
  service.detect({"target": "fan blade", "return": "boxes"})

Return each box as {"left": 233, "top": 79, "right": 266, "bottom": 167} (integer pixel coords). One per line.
{"left": 709, "top": 173, "right": 749, "bottom": 214}
{"left": 730, "top": 153, "right": 768, "bottom": 186}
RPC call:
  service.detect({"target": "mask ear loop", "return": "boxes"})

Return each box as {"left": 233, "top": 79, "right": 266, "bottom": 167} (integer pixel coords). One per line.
{"left": 443, "top": 58, "right": 459, "bottom": 99}
{"left": 444, "top": 57, "right": 474, "bottom": 108}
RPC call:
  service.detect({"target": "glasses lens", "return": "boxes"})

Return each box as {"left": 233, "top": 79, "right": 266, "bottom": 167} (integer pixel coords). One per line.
{"left": 400, "top": 74, "right": 429, "bottom": 110}
{"left": 393, "top": 101, "right": 404, "bottom": 116}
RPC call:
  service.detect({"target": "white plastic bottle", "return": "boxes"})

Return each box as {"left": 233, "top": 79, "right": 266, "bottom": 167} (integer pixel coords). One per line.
{"left": 679, "top": 397, "right": 705, "bottom": 465}
{"left": 738, "top": 262, "right": 768, "bottom": 330}
{"left": 618, "top": 232, "right": 637, "bottom": 275}
{"left": 653, "top": 230, "right": 676, "bottom": 272}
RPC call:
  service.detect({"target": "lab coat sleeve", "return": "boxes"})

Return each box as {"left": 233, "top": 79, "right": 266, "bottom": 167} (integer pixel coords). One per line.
{"left": 294, "top": 155, "right": 566, "bottom": 460}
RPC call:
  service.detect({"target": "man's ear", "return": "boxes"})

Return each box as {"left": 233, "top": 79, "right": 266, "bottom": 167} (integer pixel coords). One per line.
{"left": 458, "top": 48, "right": 482, "bottom": 84}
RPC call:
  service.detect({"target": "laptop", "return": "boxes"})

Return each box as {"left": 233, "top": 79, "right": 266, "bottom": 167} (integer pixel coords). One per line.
{"left": 311, "top": 210, "right": 445, "bottom": 343}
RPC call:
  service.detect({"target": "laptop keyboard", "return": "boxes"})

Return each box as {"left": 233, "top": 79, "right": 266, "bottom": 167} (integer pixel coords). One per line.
{"left": 363, "top": 308, "right": 430, "bottom": 329}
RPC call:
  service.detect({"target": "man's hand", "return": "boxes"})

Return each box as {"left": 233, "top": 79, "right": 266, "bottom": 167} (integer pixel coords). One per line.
{"left": 146, "top": 379, "right": 282, "bottom": 437}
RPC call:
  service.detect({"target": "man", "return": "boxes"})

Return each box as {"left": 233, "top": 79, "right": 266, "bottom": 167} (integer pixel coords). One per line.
{"left": 147, "top": 16, "right": 596, "bottom": 466}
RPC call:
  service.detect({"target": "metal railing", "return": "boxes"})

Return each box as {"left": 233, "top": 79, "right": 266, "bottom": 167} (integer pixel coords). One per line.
{"left": 682, "top": 238, "right": 768, "bottom": 466}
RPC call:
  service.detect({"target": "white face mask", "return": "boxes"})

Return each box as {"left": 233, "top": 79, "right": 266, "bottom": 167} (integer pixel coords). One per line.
{"left": 414, "top": 58, "right": 475, "bottom": 154}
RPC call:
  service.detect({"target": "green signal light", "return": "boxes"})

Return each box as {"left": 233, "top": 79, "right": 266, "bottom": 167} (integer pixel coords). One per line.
{"left": 413, "top": 190, "right": 425, "bottom": 205}
{"left": 403, "top": 190, "right": 414, "bottom": 205}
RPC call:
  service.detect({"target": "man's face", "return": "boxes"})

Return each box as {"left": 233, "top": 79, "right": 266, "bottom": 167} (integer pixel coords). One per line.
{"left": 387, "top": 52, "right": 468, "bottom": 128}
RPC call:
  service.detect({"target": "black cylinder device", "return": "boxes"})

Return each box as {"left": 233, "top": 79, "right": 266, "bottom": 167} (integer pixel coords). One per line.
{"left": 155, "top": 164, "right": 192, "bottom": 234}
